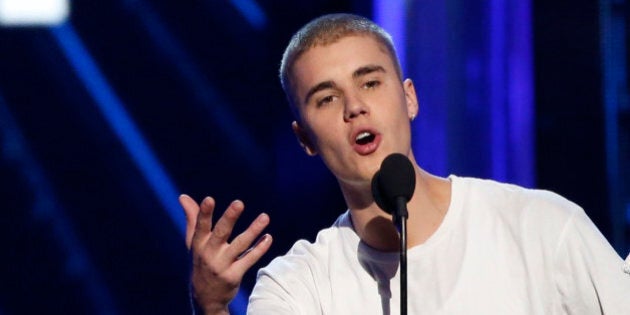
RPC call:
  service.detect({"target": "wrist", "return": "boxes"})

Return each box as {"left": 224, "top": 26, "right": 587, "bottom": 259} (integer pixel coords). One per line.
{"left": 192, "top": 298, "right": 230, "bottom": 315}
{"left": 190, "top": 287, "right": 230, "bottom": 315}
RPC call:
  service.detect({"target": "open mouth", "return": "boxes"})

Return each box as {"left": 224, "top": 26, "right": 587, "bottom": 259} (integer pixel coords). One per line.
{"left": 352, "top": 129, "right": 380, "bottom": 155}
{"left": 355, "top": 131, "right": 376, "bottom": 145}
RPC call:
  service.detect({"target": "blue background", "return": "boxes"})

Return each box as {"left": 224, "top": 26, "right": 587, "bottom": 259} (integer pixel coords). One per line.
{"left": 0, "top": 0, "right": 628, "bottom": 313}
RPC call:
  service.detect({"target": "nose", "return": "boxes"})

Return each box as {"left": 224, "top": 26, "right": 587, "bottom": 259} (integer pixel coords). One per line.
{"left": 343, "top": 94, "right": 368, "bottom": 122}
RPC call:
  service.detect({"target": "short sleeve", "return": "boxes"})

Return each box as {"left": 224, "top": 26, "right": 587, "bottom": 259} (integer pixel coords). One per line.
{"left": 554, "top": 207, "right": 630, "bottom": 314}
{"left": 247, "top": 271, "right": 300, "bottom": 315}
{"left": 247, "top": 241, "right": 325, "bottom": 315}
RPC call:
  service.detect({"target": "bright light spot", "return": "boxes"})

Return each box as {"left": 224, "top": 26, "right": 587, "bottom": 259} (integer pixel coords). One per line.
{"left": 0, "top": 0, "right": 69, "bottom": 26}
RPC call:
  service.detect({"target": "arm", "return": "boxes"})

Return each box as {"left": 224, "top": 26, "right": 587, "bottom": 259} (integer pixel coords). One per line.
{"left": 180, "top": 195, "right": 273, "bottom": 315}
{"left": 555, "top": 207, "right": 630, "bottom": 314}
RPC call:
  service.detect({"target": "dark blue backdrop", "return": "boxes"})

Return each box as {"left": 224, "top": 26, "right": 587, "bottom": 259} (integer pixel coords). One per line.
{"left": 0, "top": 1, "right": 628, "bottom": 314}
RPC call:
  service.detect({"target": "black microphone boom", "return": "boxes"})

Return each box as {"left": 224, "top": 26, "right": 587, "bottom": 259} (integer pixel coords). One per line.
{"left": 370, "top": 153, "right": 416, "bottom": 315}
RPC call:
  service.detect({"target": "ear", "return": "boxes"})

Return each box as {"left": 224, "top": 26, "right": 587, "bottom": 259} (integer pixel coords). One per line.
{"left": 403, "top": 78, "right": 419, "bottom": 121}
{"left": 292, "top": 121, "right": 318, "bottom": 156}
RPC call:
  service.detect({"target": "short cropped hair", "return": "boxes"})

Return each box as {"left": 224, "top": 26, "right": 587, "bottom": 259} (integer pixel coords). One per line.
{"left": 279, "top": 13, "right": 403, "bottom": 111}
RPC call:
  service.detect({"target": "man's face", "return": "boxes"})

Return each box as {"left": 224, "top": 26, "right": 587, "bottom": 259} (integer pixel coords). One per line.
{"left": 290, "top": 35, "right": 418, "bottom": 188}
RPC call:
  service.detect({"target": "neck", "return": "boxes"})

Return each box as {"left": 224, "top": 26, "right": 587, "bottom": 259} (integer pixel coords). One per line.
{"left": 341, "top": 166, "right": 451, "bottom": 252}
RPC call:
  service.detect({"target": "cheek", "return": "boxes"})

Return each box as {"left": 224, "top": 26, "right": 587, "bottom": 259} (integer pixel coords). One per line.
{"left": 312, "top": 127, "right": 342, "bottom": 151}
{"left": 311, "top": 128, "right": 348, "bottom": 164}
{"left": 302, "top": 121, "right": 333, "bottom": 151}
{"left": 305, "top": 110, "right": 342, "bottom": 136}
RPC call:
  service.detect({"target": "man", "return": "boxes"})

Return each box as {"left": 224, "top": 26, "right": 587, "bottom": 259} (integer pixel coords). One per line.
{"left": 180, "top": 13, "right": 630, "bottom": 314}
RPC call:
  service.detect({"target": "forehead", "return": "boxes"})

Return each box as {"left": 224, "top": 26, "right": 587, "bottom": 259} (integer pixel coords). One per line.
{"left": 291, "top": 36, "right": 394, "bottom": 99}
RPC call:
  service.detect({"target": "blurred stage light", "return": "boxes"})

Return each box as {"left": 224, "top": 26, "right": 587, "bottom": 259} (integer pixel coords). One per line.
{"left": 229, "top": 0, "right": 267, "bottom": 30}
{"left": 0, "top": 0, "right": 69, "bottom": 26}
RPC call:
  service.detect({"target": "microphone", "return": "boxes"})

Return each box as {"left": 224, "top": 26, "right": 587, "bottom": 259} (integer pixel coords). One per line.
{"left": 371, "top": 153, "right": 416, "bottom": 315}
{"left": 371, "top": 153, "right": 416, "bottom": 221}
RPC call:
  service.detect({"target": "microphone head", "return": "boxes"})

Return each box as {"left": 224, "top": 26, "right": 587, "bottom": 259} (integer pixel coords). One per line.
{"left": 371, "top": 153, "right": 416, "bottom": 214}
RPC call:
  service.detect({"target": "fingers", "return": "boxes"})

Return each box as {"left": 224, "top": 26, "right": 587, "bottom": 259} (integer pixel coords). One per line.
{"left": 191, "top": 196, "right": 216, "bottom": 251}
{"left": 233, "top": 233, "right": 273, "bottom": 275}
{"left": 179, "top": 194, "right": 200, "bottom": 250}
{"left": 208, "top": 200, "right": 245, "bottom": 247}
{"left": 180, "top": 195, "right": 273, "bottom": 272}
{"left": 229, "top": 212, "right": 270, "bottom": 257}
{"left": 229, "top": 212, "right": 272, "bottom": 276}
{"left": 181, "top": 194, "right": 273, "bottom": 304}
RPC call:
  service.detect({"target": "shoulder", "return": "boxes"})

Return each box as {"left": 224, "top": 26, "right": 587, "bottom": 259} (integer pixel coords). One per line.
{"left": 450, "top": 176, "right": 585, "bottom": 245}
{"left": 255, "top": 211, "right": 356, "bottom": 281}
{"left": 453, "top": 175, "right": 581, "bottom": 221}
{"left": 249, "top": 212, "right": 356, "bottom": 312}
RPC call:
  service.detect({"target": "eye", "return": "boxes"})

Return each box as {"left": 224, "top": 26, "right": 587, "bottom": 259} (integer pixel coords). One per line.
{"left": 363, "top": 80, "right": 381, "bottom": 89}
{"left": 316, "top": 95, "right": 336, "bottom": 107}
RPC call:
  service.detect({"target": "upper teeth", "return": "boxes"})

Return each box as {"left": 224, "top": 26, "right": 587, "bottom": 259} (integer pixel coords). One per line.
{"left": 356, "top": 132, "right": 371, "bottom": 141}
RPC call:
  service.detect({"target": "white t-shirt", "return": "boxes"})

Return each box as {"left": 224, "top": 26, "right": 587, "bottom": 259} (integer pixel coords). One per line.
{"left": 248, "top": 176, "right": 630, "bottom": 314}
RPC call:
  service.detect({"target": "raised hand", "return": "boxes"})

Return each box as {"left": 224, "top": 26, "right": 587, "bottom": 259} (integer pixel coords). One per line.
{"left": 179, "top": 195, "right": 272, "bottom": 315}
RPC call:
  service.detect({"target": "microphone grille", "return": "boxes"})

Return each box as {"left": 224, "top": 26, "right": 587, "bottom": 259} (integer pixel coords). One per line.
{"left": 371, "top": 153, "right": 416, "bottom": 213}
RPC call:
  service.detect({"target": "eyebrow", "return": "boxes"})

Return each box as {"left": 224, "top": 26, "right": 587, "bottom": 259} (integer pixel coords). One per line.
{"left": 302, "top": 64, "right": 387, "bottom": 105}
{"left": 352, "top": 64, "right": 386, "bottom": 78}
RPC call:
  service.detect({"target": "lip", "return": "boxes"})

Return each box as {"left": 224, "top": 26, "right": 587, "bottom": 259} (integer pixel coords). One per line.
{"left": 351, "top": 128, "right": 382, "bottom": 155}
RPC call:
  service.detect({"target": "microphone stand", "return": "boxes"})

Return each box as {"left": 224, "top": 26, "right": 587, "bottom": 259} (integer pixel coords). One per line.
{"left": 395, "top": 197, "right": 409, "bottom": 315}
{"left": 370, "top": 153, "right": 415, "bottom": 315}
